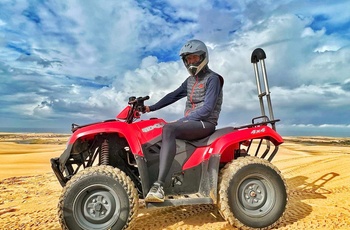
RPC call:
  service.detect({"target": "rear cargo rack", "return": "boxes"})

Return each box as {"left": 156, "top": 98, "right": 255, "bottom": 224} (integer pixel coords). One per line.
{"left": 234, "top": 115, "right": 280, "bottom": 130}
{"left": 232, "top": 48, "right": 281, "bottom": 162}
{"left": 251, "top": 48, "right": 277, "bottom": 131}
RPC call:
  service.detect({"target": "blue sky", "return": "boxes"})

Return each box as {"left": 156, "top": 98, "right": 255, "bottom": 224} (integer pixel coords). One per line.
{"left": 0, "top": 0, "right": 349, "bottom": 136}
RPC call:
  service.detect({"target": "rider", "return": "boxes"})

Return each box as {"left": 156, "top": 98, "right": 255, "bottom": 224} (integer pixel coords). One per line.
{"left": 144, "top": 39, "right": 224, "bottom": 202}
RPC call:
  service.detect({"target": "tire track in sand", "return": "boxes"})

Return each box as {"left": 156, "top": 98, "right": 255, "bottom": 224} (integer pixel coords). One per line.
{"left": 1, "top": 141, "right": 350, "bottom": 230}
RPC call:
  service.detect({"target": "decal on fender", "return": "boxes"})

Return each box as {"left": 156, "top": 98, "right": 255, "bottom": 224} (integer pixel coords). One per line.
{"left": 142, "top": 122, "right": 165, "bottom": 133}
{"left": 251, "top": 127, "right": 266, "bottom": 135}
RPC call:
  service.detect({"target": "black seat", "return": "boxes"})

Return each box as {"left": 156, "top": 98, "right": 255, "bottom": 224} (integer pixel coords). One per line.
{"left": 187, "top": 127, "right": 235, "bottom": 147}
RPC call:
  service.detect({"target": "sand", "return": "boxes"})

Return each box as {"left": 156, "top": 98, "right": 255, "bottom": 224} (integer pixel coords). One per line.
{"left": 0, "top": 133, "right": 349, "bottom": 230}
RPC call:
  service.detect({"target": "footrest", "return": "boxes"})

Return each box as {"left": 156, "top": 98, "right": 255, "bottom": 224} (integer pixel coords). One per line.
{"left": 146, "top": 193, "right": 213, "bottom": 208}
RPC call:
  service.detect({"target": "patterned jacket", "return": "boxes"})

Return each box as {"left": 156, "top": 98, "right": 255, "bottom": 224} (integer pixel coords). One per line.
{"left": 149, "top": 66, "right": 223, "bottom": 125}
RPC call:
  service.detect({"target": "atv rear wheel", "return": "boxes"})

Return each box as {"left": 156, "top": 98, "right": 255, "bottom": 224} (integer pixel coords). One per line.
{"left": 218, "top": 156, "right": 287, "bottom": 229}
{"left": 58, "top": 165, "right": 138, "bottom": 230}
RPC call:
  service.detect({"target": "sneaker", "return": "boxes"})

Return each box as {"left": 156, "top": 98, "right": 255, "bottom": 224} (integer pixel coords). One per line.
{"left": 145, "top": 182, "right": 165, "bottom": 202}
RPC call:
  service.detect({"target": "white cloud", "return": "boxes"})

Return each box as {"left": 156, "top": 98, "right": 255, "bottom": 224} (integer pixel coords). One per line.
{"left": 0, "top": 19, "right": 6, "bottom": 26}
{"left": 140, "top": 56, "right": 158, "bottom": 68}
{"left": 1, "top": 0, "right": 350, "bottom": 136}
{"left": 301, "top": 27, "right": 326, "bottom": 38}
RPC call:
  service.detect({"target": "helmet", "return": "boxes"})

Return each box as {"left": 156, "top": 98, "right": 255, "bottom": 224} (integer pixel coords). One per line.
{"left": 179, "top": 39, "right": 208, "bottom": 76}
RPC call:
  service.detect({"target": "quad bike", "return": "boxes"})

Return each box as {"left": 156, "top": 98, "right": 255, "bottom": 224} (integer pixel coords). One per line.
{"left": 51, "top": 48, "right": 288, "bottom": 230}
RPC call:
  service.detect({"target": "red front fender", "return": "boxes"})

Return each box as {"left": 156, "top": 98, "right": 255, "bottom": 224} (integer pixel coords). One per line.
{"left": 68, "top": 118, "right": 166, "bottom": 156}
{"left": 68, "top": 121, "right": 143, "bottom": 155}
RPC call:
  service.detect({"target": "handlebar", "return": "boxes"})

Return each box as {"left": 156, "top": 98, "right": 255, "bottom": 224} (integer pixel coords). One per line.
{"left": 128, "top": 95, "right": 150, "bottom": 105}
{"left": 125, "top": 95, "right": 150, "bottom": 123}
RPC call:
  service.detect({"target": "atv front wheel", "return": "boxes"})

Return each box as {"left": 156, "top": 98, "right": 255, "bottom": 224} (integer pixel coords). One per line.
{"left": 218, "top": 156, "right": 287, "bottom": 229}
{"left": 58, "top": 165, "right": 138, "bottom": 230}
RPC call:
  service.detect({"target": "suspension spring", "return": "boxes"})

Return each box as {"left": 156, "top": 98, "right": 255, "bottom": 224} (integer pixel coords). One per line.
{"left": 100, "top": 139, "right": 109, "bottom": 165}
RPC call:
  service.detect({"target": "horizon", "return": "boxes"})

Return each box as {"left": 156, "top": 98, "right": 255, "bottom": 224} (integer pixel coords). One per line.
{"left": 1, "top": 124, "right": 349, "bottom": 138}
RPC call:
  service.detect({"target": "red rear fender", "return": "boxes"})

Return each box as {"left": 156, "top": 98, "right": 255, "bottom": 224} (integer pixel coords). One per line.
{"left": 210, "top": 126, "right": 283, "bottom": 154}
{"left": 182, "top": 126, "right": 283, "bottom": 170}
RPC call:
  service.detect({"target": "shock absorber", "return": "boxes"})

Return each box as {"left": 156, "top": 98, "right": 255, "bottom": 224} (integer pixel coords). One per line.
{"left": 100, "top": 139, "right": 109, "bottom": 165}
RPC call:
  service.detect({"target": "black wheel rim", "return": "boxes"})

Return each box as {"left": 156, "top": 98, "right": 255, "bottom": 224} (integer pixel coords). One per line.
{"left": 73, "top": 184, "right": 121, "bottom": 229}
{"left": 237, "top": 174, "right": 275, "bottom": 217}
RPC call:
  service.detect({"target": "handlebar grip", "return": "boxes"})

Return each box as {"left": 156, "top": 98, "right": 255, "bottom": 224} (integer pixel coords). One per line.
{"left": 139, "top": 96, "right": 150, "bottom": 101}
{"left": 128, "top": 95, "right": 149, "bottom": 105}
{"left": 136, "top": 96, "right": 149, "bottom": 102}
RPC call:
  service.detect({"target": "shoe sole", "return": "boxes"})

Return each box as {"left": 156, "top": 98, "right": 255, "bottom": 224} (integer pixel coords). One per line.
{"left": 145, "top": 194, "right": 164, "bottom": 203}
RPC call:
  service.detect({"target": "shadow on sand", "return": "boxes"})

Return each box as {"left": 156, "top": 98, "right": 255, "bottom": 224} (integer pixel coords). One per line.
{"left": 278, "top": 172, "right": 339, "bottom": 228}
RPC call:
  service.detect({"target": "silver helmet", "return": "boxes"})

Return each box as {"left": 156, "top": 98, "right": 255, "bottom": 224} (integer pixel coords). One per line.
{"left": 179, "top": 39, "right": 208, "bottom": 76}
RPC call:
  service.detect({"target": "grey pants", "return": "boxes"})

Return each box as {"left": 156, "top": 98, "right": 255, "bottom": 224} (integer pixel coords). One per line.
{"left": 157, "top": 120, "right": 215, "bottom": 184}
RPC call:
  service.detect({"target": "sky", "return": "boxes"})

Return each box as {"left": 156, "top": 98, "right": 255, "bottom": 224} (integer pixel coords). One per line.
{"left": 0, "top": 0, "right": 350, "bottom": 137}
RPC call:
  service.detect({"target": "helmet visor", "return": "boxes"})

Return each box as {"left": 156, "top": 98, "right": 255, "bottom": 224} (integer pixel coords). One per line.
{"left": 184, "top": 50, "right": 205, "bottom": 65}
{"left": 184, "top": 53, "right": 202, "bottom": 66}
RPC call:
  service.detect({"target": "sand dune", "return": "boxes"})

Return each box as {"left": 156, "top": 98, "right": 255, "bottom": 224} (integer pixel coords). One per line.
{"left": 0, "top": 133, "right": 349, "bottom": 229}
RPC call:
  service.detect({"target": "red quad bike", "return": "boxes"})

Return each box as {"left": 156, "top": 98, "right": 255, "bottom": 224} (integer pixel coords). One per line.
{"left": 51, "top": 48, "right": 288, "bottom": 230}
